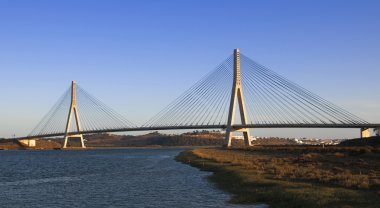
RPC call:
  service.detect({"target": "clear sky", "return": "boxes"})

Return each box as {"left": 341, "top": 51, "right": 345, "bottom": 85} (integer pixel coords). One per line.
{"left": 0, "top": 0, "right": 379, "bottom": 139}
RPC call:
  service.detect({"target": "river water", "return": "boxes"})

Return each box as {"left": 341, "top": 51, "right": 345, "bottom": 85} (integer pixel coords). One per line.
{"left": 0, "top": 148, "right": 264, "bottom": 208}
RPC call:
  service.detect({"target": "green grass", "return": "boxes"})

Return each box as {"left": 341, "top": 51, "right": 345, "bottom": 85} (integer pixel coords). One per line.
{"left": 176, "top": 149, "right": 380, "bottom": 208}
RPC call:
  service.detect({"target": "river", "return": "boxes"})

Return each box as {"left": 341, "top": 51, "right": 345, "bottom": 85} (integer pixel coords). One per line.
{"left": 0, "top": 148, "right": 266, "bottom": 208}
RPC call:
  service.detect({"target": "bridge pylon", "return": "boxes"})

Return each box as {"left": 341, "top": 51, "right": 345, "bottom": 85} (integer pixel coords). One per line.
{"left": 225, "top": 48, "right": 252, "bottom": 147}
{"left": 63, "top": 80, "right": 85, "bottom": 148}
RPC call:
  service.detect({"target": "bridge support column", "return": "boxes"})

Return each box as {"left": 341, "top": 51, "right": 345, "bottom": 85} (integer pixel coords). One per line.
{"left": 360, "top": 127, "right": 371, "bottom": 138}
{"left": 375, "top": 127, "right": 380, "bottom": 136}
{"left": 225, "top": 49, "right": 252, "bottom": 147}
{"left": 63, "top": 81, "right": 85, "bottom": 148}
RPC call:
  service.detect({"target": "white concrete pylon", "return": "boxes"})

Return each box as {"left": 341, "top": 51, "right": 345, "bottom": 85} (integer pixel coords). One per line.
{"left": 225, "top": 49, "right": 252, "bottom": 147}
{"left": 63, "top": 80, "right": 86, "bottom": 148}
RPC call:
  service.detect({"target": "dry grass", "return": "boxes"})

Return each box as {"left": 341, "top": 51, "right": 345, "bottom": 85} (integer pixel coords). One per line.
{"left": 192, "top": 146, "right": 380, "bottom": 189}
{"left": 176, "top": 146, "right": 380, "bottom": 207}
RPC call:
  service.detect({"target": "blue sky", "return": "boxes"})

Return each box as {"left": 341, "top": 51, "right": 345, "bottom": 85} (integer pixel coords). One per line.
{"left": 0, "top": 0, "right": 379, "bottom": 139}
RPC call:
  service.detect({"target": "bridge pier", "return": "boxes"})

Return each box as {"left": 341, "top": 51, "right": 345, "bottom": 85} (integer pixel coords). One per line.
{"left": 360, "top": 127, "right": 371, "bottom": 138}
{"left": 225, "top": 49, "right": 252, "bottom": 147}
{"left": 63, "top": 134, "right": 85, "bottom": 148}
{"left": 63, "top": 81, "right": 85, "bottom": 148}
{"left": 375, "top": 127, "right": 380, "bottom": 136}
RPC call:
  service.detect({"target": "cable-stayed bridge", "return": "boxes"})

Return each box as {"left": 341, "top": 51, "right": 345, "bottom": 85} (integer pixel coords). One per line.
{"left": 21, "top": 49, "right": 380, "bottom": 148}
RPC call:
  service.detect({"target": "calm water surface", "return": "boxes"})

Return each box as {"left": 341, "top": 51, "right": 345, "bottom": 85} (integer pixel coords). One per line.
{"left": 0, "top": 148, "right": 263, "bottom": 208}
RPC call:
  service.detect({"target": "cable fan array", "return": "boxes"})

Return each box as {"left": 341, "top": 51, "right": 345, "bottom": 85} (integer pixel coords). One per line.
{"left": 239, "top": 54, "right": 368, "bottom": 125}
{"left": 143, "top": 56, "right": 234, "bottom": 127}
{"left": 28, "top": 51, "right": 369, "bottom": 137}
{"left": 143, "top": 53, "right": 368, "bottom": 127}
{"left": 28, "top": 85, "right": 136, "bottom": 137}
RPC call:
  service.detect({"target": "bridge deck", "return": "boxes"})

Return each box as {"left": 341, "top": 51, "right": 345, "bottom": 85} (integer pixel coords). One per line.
{"left": 21, "top": 124, "right": 380, "bottom": 139}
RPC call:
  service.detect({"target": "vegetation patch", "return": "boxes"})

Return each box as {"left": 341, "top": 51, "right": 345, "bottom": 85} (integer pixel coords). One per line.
{"left": 176, "top": 147, "right": 380, "bottom": 208}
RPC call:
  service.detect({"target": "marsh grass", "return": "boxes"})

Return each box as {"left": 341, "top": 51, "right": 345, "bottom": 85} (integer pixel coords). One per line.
{"left": 176, "top": 146, "right": 380, "bottom": 208}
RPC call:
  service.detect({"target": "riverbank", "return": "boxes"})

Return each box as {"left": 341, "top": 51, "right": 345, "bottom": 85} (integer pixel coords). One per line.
{"left": 176, "top": 146, "right": 380, "bottom": 208}
{"left": 0, "top": 139, "right": 62, "bottom": 150}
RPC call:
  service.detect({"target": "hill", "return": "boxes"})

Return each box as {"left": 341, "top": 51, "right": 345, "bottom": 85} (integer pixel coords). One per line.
{"left": 84, "top": 131, "right": 225, "bottom": 147}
